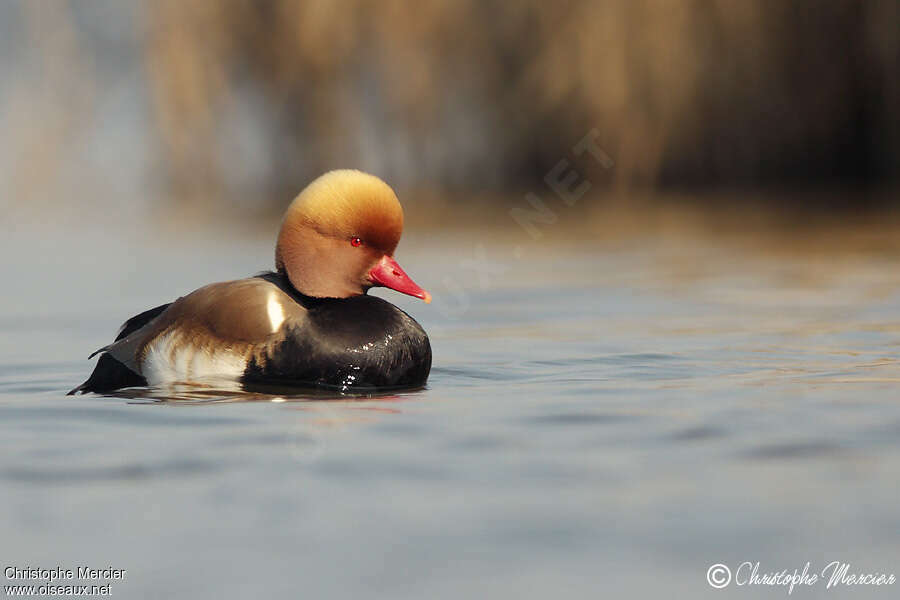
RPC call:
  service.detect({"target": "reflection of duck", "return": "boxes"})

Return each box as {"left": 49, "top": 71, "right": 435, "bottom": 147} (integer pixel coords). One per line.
{"left": 70, "top": 170, "right": 432, "bottom": 394}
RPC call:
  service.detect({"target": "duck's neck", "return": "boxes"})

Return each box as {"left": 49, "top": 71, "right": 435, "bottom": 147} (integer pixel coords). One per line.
{"left": 256, "top": 271, "right": 364, "bottom": 307}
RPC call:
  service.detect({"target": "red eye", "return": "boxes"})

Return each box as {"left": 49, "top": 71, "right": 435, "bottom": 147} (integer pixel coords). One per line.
{"left": 350, "top": 237, "right": 362, "bottom": 247}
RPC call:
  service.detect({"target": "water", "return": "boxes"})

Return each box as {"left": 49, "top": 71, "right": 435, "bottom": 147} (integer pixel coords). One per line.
{"left": 2, "top": 222, "right": 899, "bottom": 598}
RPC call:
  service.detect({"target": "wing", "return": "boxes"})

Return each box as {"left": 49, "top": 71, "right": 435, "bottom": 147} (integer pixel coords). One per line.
{"left": 114, "top": 303, "right": 172, "bottom": 341}
{"left": 96, "top": 278, "right": 308, "bottom": 389}
{"left": 70, "top": 278, "right": 309, "bottom": 394}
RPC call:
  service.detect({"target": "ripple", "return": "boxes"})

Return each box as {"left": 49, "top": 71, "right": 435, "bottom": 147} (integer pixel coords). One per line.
{"left": 741, "top": 440, "right": 848, "bottom": 460}
{"left": 311, "top": 458, "right": 451, "bottom": 482}
{"left": 524, "top": 412, "right": 642, "bottom": 426}
{"left": 1, "top": 405, "right": 247, "bottom": 427}
{"left": 666, "top": 425, "right": 729, "bottom": 442}
{"left": 442, "top": 433, "right": 528, "bottom": 452}
{"left": 1, "top": 458, "right": 216, "bottom": 484}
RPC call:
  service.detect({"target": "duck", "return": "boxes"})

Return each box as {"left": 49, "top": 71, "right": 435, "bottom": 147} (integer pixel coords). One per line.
{"left": 69, "top": 170, "right": 432, "bottom": 395}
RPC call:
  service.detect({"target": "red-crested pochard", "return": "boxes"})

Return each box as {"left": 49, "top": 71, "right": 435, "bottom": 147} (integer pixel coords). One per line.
{"left": 70, "top": 170, "right": 432, "bottom": 394}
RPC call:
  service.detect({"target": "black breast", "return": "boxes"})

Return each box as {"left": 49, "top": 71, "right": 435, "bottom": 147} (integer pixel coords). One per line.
{"left": 242, "top": 294, "right": 431, "bottom": 392}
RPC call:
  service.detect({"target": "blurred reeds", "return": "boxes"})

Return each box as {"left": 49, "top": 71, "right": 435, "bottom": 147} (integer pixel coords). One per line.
{"left": 1, "top": 0, "right": 897, "bottom": 217}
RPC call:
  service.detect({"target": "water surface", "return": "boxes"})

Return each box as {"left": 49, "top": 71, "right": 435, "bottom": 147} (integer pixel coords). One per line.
{"left": 1, "top": 224, "right": 899, "bottom": 598}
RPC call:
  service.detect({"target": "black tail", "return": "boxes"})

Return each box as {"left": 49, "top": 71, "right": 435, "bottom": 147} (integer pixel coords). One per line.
{"left": 67, "top": 353, "right": 149, "bottom": 395}
{"left": 68, "top": 303, "right": 171, "bottom": 395}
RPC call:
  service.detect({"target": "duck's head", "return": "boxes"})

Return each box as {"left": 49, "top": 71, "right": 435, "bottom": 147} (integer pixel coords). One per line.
{"left": 275, "top": 170, "right": 431, "bottom": 303}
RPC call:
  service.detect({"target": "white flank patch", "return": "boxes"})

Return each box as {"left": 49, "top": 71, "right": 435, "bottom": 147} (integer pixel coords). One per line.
{"left": 266, "top": 291, "right": 286, "bottom": 333}
{"left": 142, "top": 330, "right": 247, "bottom": 385}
